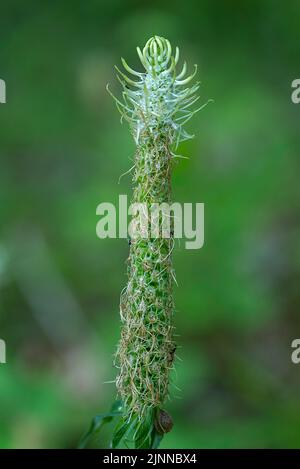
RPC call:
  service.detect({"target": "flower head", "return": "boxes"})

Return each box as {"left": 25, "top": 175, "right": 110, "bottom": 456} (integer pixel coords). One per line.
{"left": 108, "top": 36, "right": 208, "bottom": 146}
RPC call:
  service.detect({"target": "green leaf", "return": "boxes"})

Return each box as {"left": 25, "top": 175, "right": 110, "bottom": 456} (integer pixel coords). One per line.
{"left": 111, "top": 409, "right": 165, "bottom": 449}
{"left": 78, "top": 400, "right": 123, "bottom": 449}
{"left": 134, "top": 410, "right": 154, "bottom": 449}
{"left": 151, "top": 429, "right": 163, "bottom": 449}
{"left": 111, "top": 417, "right": 132, "bottom": 448}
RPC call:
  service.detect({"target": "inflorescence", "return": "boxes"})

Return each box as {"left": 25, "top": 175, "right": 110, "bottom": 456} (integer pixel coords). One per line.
{"left": 110, "top": 36, "right": 205, "bottom": 422}
{"left": 108, "top": 36, "right": 208, "bottom": 148}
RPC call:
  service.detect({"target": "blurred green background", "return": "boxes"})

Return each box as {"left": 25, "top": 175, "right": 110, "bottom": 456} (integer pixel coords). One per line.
{"left": 1, "top": 0, "right": 300, "bottom": 449}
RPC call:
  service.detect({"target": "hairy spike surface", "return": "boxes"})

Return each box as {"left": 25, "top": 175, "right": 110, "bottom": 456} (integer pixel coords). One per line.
{"left": 110, "top": 37, "right": 205, "bottom": 424}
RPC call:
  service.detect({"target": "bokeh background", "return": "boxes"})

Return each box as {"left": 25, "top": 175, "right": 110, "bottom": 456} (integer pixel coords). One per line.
{"left": 1, "top": 0, "right": 300, "bottom": 449}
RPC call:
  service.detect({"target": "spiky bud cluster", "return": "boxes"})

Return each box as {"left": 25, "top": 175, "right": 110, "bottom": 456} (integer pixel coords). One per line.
{"left": 108, "top": 36, "right": 205, "bottom": 147}
{"left": 110, "top": 37, "right": 202, "bottom": 423}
